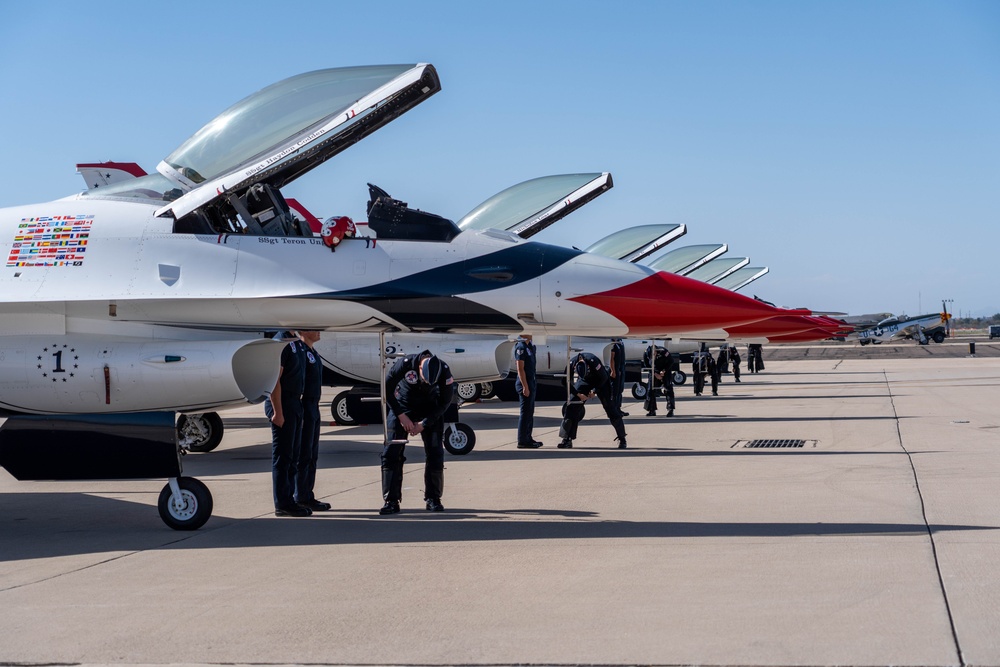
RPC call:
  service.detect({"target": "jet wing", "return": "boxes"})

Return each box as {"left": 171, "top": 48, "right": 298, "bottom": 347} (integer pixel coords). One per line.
{"left": 585, "top": 223, "right": 687, "bottom": 263}
{"left": 457, "top": 172, "right": 613, "bottom": 238}
{"left": 155, "top": 64, "right": 440, "bottom": 222}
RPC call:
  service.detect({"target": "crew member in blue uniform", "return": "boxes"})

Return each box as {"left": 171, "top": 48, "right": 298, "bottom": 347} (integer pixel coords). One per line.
{"left": 264, "top": 332, "right": 310, "bottom": 517}
{"left": 557, "top": 351, "right": 628, "bottom": 449}
{"left": 514, "top": 334, "right": 542, "bottom": 449}
{"left": 380, "top": 350, "right": 455, "bottom": 514}
{"left": 295, "top": 330, "right": 331, "bottom": 512}
{"left": 609, "top": 338, "right": 627, "bottom": 417}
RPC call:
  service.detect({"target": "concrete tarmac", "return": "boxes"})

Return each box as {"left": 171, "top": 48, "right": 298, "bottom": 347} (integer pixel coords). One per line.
{"left": 2, "top": 344, "right": 1000, "bottom": 666}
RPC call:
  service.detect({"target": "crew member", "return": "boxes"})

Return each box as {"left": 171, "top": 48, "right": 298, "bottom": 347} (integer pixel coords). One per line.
{"left": 728, "top": 345, "right": 742, "bottom": 382}
{"left": 707, "top": 350, "right": 720, "bottom": 396}
{"left": 716, "top": 346, "right": 729, "bottom": 376}
{"left": 557, "top": 351, "right": 627, "bottom": 449}
{"left": 295, "top": 330, "right": 331, "bottom": 512}
{"left": 264, "top": 332, "right": 310, "bottom": 517}
{"left": 609, "top": 338, "right": 627, "bottom": 417}
{"left": 380, "top": 350, "right": 455, "bottom": 514}
{"left": 644, "top": 346, "right": 675, "bottom": 417}
{"left": 692, "top": 347, "right": 708, "bottom": 396}
{"left": 748, "top": 343, "right": 765, "bottom": 373}
{"left": 514, "top": 334, "right": 542, "bottom": 449}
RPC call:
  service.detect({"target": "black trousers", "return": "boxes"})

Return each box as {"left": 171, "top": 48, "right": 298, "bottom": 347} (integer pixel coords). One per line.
{"left": 382, "top": 409, "right": 445, "bottom": 502}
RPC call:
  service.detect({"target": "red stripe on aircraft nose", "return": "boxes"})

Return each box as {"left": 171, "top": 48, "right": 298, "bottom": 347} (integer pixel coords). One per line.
{"left": 809, "top": 316, "right": 853, "bottom": 335}
{"left": 767, "top": 328, "right": 836, "bottom": 343}
{"left": 726, "top": 315, "right": 817, "bottom": 337}
{"left": 569, "top": 271, "right": 782, "bottom": 335}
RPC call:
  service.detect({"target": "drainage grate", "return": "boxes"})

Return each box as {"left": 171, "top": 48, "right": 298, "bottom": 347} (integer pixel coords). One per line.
{"left": 743, "top": 439, "right": 806, "bottom": 448}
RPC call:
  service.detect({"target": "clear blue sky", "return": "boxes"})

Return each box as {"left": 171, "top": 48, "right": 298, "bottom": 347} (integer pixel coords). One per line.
{"left": 2, "top": 1, "right": 997, "bottom": 317}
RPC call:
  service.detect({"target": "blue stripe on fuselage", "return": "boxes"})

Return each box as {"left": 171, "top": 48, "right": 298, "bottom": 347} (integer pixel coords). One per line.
{"left": 308, "top": 242, "right": 583, "bottom": 300}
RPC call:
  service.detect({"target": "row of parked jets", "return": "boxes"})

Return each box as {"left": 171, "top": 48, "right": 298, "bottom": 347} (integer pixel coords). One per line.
{"left": 0, "top": 63, "right": 951, "bottom": 530}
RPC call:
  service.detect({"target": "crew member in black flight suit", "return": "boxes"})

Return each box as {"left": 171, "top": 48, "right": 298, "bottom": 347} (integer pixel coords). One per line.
{"left": 706, "top": 351, "right": 720, "bottom": 396}
{"left": 557, "top": 352, "right": 628, "bottom": 449}
{"left": 514, "top": 334, "right": 542, "bottom": 449}
{"left": 644, "top": 345, "right": 675, "bottom": 417}
{"left": 265, "top": 332, "right": 310, "bottom": 517}
{"left": 295, "top": 330, "right": 331, "bottom": 512}
{"left": 728, "top": 345, "right": 742, "bottom": 383}
{"left": 610, "top": 338, "right": 627, "bottom": 417}
{"left": 380, "top": 350, "right": 455, "bottom": 514}
{"left": 716, "top": 346, "right": 729, "bottom": 376}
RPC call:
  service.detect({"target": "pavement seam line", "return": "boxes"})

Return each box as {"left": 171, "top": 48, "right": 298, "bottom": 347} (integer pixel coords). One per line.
{"left": 0, "top": 532, "right": 200, "bottom": 593}
{"left": 884, "top": 369, "right": 965, "bottom": 666}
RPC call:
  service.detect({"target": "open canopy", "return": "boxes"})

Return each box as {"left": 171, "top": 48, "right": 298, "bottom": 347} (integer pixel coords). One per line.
{"left": 457, "top": 173, "right": 612, "bottom": 238}
{"left": 686, "top": 257, "right": 749, "bottom": 283}
{"left": 155, "top": 64, "right": 440, "bottom": 225}
{"left": 645, "top": 244, "right": 727, "bottom": 275}
{"left": 585, "top": 223, "right": 686, "bottom": 263}
{"left": 714, "top": 266, "right": 769, "bottom": 292}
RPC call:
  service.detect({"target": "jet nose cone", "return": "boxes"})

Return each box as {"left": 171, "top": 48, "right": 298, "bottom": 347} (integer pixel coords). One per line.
{"left": 569, "top": 270, "right": 782, "bottom": 336}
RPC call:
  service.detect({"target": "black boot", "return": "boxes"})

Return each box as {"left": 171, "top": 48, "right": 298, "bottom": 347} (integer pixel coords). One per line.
{"left": 380, "top": 457, "right": 404, "bottom": 513}
{"left": 612, "top": 418, "right": 628, "bottom": 449}
{"left": 424, "top": 469, "right": 444, "bottom": 511}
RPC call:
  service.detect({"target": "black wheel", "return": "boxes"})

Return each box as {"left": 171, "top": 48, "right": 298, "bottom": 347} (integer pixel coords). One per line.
{"left": 479, "top": 382, "right": 496, "bottom": 399}
{"left": 932, "top": 331, "right": 945, "bottom": 344}
{"left": 331, "top": 390, "right": 358, "bottom": 426}
{"left": 158, "top": 477, "right": 213, "bottom": 531}
{"left": 456, "top": 382, "right": 482, "bottom": 403}
{"left": 672, "top": 370, "right": 687, "bottom": 385}
{"left": 177, "top": 412, "right": 224, "bottom": 453}
{"left": 630, "top": 382, "right": 647, "bottom": 400}
{"left": 443, "top": 422, "right": 476, "bottom": 455}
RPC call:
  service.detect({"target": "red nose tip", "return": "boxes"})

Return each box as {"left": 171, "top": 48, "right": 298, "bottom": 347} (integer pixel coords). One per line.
{"left": 570, "top": 271, "right": 784, "bottom": 336}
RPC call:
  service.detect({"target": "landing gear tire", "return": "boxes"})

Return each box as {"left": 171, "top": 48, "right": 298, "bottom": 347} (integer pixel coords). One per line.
{"left": 932, "top": 331, "right": 945, "bottom": 344}
{"left": 631, "top": 382, "right": 648, "bottom": 400}
{"left": 158, "top": 477, "right": 213, "bottom": 531}
{"left": 672, "top": 370, "right": 687, "bottom": 385}
{"left": 177, "top": 412, "right": 224, "bottom": 453}
{"left": 443, "top": 422, "right": 476, "bottom": 455}
{"left": 331, "top": 390, "right": 358, "bottom": 426}
{"left": 456, "top": 382, "right": 482, "bottom": 403}
{"left": 860, "top": 339, "right": 870, "bottom": 346}
{"left": 479, "top": 382, "right": 496, "bottom": 399}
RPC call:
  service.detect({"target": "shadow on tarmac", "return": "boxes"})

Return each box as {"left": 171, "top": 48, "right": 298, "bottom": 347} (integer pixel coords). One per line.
{"left": 2, "top": 490, "right": 995, "bottom": 563}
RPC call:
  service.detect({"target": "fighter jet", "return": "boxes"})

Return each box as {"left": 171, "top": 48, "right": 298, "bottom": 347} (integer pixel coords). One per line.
{"left": 0, "top": 63, "right": 796, "bottom": 530}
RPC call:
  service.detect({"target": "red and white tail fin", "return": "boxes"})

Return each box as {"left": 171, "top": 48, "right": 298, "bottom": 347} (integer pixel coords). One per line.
{"left": 76, "top": 161, "right": 148, "bottom": 190}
